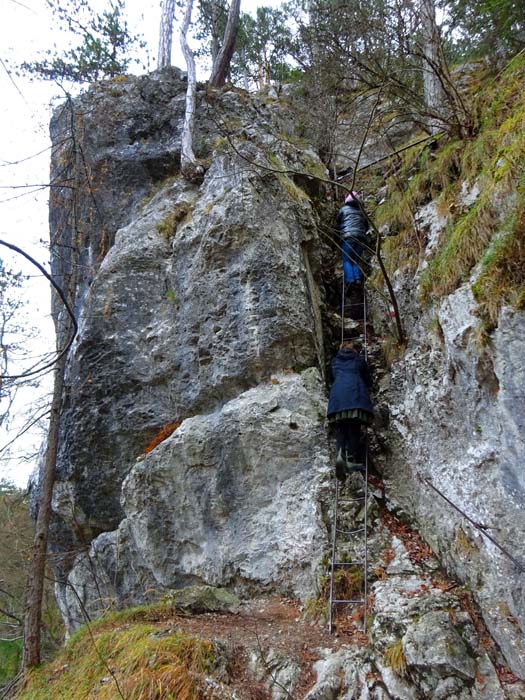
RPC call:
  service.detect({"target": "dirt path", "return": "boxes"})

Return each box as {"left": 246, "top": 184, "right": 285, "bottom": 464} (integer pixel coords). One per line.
{"left": 147, "top": 596, "right": 359, "bottom": 699}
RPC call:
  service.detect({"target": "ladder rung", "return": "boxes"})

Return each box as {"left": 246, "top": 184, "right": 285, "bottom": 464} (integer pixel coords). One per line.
{"left": 333, "top": 560, "right": 365, "bottom": 567}
{"left": 336, "top": 527, "right": 365, "bottom": 536}
{"left": 332, "top": 599, "right": 365, "bottom": 604}
{"left": 338, "top": 497, "right": 366, "bottom": 503}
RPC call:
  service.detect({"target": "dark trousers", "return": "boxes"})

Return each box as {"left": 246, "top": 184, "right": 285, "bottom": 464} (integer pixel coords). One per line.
{"left": 335, "top": 419, "right": 363, "bottom": 462}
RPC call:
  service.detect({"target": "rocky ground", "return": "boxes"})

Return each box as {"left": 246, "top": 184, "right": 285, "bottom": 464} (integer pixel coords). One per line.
{"left": 47, "top": 487, "right": 524, "bottom": 700}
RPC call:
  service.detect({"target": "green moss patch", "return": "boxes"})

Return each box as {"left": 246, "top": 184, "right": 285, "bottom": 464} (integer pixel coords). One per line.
{"left": 0, "top": 638, "right": 22, "bottom": 685}
{"left": 157, "top": 202, "right": 193, "bottom": 240}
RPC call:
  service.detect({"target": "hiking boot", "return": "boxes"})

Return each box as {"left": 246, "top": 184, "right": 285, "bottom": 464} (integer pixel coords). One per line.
{"left": 345, "top": 461, "right": 365, "bottom": 474}
{"left": 335, "top": 449, "right": 346, "bottom": 481}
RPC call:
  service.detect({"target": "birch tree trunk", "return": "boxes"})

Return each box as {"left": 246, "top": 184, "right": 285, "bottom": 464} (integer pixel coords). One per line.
{"left": 210, "top": 0, "right": 221, "bottom": 65}
{"left": 180, "top": 0, "right": 203, "bottom": 181}
{"left": 209, "top": 0, "right": 241, "bottom": 88}
{"left": 158, "top": 0, "right": 176, "bottom": 69}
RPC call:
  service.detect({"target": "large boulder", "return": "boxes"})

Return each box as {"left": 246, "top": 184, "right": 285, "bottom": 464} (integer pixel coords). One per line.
{"left": 56, "top": 370, "right": 330, "bottom": 629}
{"left": 48, "top": 72, "right": 331, "bottom": 624}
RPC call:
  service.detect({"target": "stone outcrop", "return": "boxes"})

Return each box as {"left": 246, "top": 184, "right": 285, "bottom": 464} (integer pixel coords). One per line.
{"left": 45, "top": 66, "right": 525, "bottom": 693}
{"left": 57, "top": 370, "right": 331, "bottom": 629}
{"left": 48, "top": 69, "right": 331, "bottom": 626}
{"left": 373, "top": 194, "right": 525, "bottom": 678}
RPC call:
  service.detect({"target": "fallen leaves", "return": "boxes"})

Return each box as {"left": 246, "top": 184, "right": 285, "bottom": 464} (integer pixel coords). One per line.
{"left": 380, "top": 506, "right": 434, "bottom": 566}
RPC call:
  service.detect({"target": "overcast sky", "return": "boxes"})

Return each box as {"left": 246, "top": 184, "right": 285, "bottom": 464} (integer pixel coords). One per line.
{"left": 0, "top": 0, "right": 277, "bottom": 487}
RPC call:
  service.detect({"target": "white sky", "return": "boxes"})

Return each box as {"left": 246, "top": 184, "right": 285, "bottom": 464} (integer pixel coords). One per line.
{"left": 0, "top": 0, "right": 279, "bottom": 487}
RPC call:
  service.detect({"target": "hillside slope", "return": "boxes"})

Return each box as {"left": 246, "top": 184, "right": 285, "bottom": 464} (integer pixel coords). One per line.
{"left": 369, "top": 54, "right": 525, "bottom": 678}
{"left": 29, "top": 57, "right": 525, "bottom": 699}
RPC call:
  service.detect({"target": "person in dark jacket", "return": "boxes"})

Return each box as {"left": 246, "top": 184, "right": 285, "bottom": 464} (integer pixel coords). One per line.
{"left": 327, "top": 341, "right": 373, "bottom": 479}
{"left": 336, "top": 192, "right": 368, "bottom": 286}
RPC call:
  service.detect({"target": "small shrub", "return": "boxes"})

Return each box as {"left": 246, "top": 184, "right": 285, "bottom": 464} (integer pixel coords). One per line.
{"left": 157, "top": 203, "right": 193, "bottom": 240}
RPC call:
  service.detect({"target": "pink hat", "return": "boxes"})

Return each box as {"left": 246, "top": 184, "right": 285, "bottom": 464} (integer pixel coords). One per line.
{"left": 345, "top": 191, "right": 359, "bottom": 203}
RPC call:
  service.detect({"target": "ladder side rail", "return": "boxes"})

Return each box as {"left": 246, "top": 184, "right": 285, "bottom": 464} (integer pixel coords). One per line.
{"left": 362, "top": 284, "right": 369, "bottom": 633}
{"left": 330, "top": 281, "right": 370, "bottom": 633}
{"left": 341, "top": 277, "right": 345, "bottom": 346}
{"left": 328, "top": 478, "right": 340, "bottom": 634}
{"left": 363, "top": 431, "right": 369, "bottom": 633}
{"left": 363, "top": 285, "right": 368, "bottom": 362}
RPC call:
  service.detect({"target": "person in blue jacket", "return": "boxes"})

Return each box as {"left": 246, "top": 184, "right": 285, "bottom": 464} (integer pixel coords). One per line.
{"left": 336, "top": 192, "right": 368, "bottom": 286}
{"left": 327, "top": 341, "right": 373, "bottom": 479}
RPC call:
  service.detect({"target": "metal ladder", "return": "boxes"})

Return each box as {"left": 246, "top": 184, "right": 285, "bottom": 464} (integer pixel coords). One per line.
{"left": 328, "top": 280, "right": 370, "bottom": 634}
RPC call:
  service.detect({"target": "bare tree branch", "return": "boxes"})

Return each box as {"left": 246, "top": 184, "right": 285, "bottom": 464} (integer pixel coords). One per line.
{"left": 0, "top": 239, "right": 78, "bottom": 381}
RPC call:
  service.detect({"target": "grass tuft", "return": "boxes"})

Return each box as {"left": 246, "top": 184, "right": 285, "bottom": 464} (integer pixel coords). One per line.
{"left": 384, "top": 638, "right": 407, "bottom": 677}
{"left": 156, "top": 203, "right": 193, "bottom": 240}
{"left": 18, "top": 608, "right": 214, "bottom": 700}
{"left": 375, "top": 53, "right": 525, "bottom": 327}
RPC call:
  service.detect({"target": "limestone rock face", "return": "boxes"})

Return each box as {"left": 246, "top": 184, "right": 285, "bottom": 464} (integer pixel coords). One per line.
{"left": 57, "top": 371, "right": 331, "bottom": 629}
{"left": 46, "top": 68, "right": 525, "bottom": 691}
{"left": 302, "top": 535, "right": 511, "bottom": 700}
{"left": 48, "top": 71, "right": 330, "bottom": 625}
{"left": 374, "top": 198, "right": 525, "bottom": 678}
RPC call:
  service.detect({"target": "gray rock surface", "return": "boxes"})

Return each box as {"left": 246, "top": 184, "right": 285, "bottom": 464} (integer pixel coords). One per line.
{"left": 45, "top": 69, "right": 525, "bottom": 694}
{"left": 48, "top": 71, "right": 330, "bottom": 619}
{"left": 403, "top": 610, "right": 477, "bottom": 680}
{"left": 302, "top": 535, "right": 513, "bottom": 699}
{"left": 56, "top": 369, "right": 331, "bottom": 629}
{"left": 374, "top": 188, "right": 525, "bottom": 678}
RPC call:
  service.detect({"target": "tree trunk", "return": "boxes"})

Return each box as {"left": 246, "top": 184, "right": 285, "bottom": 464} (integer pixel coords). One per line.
{"left": 180, "top": 0, "right": 202, "bottom": 181}
{"left": 158, "top": 0, "right": 176, "bottom": 69}
{"left": 420, "top": 0, "right": 445, "bottom": 134}
{"left": 209, "top": 0, "right": 241, "bottom": 88}
{"left": 22, "top": 351, "right": 67, "bottom": 668}
{"left": 23, "top": 96, "right": 80, "bottom": 670}
{"left": 210, "top": 0, "right": 221, "bottom": 64}
{"left": 22, "top": 236, "right": 78, "bottom": 669}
